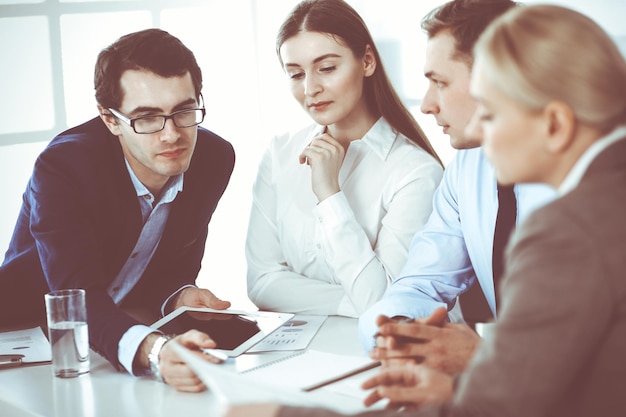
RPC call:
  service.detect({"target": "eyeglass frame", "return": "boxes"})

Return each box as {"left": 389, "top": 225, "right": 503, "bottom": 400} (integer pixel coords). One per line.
{"left": 107, "top": 94, "right": 206, "bottom": 134}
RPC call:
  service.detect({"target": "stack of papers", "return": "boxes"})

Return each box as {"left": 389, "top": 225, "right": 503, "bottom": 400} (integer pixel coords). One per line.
{"left": 0, "top": 327, "right": 52, "bottom": 367}
{"left": 171, "top": 341, "right": 382, "bottom": 413}
{"left": 241, "top": 349, "right": 379, "bottom": 392}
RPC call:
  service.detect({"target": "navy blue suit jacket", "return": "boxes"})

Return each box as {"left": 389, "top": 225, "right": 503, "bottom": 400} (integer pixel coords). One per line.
{"left": 0, "top": 117, "right": 235, "bottom": 367}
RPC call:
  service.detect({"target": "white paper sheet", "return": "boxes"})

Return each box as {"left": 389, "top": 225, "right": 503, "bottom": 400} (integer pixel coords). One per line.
{"left": 170, "top": 341, "right": 380, "bottom": 414}
{"left": 170, "top": 341, "right": 316, "bottom": 407}
{"left": 0, "top": 327, "right": 52, "bottom": 364}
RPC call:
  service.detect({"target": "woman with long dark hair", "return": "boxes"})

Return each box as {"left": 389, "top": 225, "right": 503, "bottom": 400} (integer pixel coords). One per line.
{"left": 245, "top": 0, "right": 443, "bottom": 317}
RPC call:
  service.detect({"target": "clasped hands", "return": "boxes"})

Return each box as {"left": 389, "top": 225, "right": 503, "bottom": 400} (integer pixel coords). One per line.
{"left": 361, "top": 306, "right": 481, "bottom": 410}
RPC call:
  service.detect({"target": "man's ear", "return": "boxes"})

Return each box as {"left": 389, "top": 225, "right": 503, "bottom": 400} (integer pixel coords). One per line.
{"left": 363, "top": 44, "right": 377, "bottom": 78}
{"left": 543, "top": 101, "right": 576, "bottom": 154}
{"left": 98, "top": 104, "right": 122, "bottom": 136}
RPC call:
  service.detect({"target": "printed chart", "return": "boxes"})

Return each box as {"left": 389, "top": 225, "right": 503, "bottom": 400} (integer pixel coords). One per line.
{"left": 248, "top": 315, "right": 327, "bottom": 352}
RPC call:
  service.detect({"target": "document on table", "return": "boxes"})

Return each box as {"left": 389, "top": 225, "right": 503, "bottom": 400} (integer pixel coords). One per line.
{"left": 171, "top": 341, "right": 317, "bottom": 407}
{"left": 322, "top": 365, "right": 383, "bottom": 402}
{"left": 0, "top": 327, "right": 52, "bottom": 365}
{"left": 247, "top": 314, "right": 327, "bottom": 352}
{"left": 241, "top": 349, "right": 379, "bottom": 392}
{"left": 171, "top": 341, "right": 381, "bottom": 413}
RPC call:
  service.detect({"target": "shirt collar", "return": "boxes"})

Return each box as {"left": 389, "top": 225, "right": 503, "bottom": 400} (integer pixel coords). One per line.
{"left": 308, "top": 117, "right": 397, "bottom": 161}
{"left": 558, "top": 125, "right": 626, "bottom": 196}
{"left": 124, "top": 158, "right": 184, "bottom": 204}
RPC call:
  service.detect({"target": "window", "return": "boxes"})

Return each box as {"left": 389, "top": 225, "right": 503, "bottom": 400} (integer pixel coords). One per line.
{"left": 1, "top": 0, "right": 624, "bottom": 309}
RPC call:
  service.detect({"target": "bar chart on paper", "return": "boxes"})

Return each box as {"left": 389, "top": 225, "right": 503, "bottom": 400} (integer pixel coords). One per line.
{"left": 248, "top": 315, "right": 327, "bottom": 352}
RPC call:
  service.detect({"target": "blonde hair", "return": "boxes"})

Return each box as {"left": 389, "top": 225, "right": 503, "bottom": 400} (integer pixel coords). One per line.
{"left": 474, "top": 5, "right": 626, "bottom": 133}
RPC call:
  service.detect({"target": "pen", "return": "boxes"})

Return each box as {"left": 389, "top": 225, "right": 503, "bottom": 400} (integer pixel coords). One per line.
{"left": 303, "top": 360, "right": 381, "bottom": 392}
{"left": 0, "top": 354, "right": 24, "bottom": 369}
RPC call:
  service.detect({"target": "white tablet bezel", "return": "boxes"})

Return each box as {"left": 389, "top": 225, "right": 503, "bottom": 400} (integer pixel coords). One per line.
{"left": 152, "top": 306, "right": 294, "bottom": 357}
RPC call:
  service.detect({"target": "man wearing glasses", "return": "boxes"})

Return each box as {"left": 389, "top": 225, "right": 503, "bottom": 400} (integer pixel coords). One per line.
{"left": 0, "top": 29, "right": 235, "bottom": 392}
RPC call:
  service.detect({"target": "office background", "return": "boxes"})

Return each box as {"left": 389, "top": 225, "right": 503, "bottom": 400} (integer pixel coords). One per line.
{"left": 1, "top": 0, "right": 625, "bottom": 310}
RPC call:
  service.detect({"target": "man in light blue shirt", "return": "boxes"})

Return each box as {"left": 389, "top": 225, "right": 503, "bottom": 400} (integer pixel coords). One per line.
{"left": 358, "top": 0, "right": 555, "bottom": 373}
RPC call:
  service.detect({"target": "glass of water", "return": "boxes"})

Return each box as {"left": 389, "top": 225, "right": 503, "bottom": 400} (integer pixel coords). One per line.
{"left": 44, "top": 289, "right": 90, "bottom": 378}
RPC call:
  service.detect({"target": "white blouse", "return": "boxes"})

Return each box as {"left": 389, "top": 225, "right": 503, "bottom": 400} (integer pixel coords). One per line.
{"left": 245, "top": 118, "right": 443, "bottom": 317}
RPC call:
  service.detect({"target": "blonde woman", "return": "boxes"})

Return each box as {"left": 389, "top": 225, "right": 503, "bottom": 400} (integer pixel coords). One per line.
{"left": 227, "top": 4, "right": 626, "bottom": 417}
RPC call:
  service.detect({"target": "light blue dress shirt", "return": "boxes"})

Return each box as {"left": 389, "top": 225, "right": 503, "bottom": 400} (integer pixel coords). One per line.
{"left": 113, "top": 160, "right": 184, "bottom": 374}
{"left": 358, "top": 147, "right": 556, "bottom": 349}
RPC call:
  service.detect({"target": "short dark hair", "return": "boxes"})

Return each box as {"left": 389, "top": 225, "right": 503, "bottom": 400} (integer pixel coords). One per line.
{"left": 421, "top": 0, "right": 517, "bottom": 66}
{"left": 94, "top": 28, "right": 202, "bottom": 109}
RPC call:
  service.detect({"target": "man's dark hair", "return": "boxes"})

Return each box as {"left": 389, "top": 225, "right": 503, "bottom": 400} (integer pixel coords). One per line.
{"left": 421, "top": 0, "right": 517, "bottom": 66}
{"left": 94, "top": 28, "right": 202, "bottom": 109}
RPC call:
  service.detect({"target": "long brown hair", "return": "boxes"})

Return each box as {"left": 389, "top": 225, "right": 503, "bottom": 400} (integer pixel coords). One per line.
{"left": 277, "top": 0, "right": 442, "bottom": 166}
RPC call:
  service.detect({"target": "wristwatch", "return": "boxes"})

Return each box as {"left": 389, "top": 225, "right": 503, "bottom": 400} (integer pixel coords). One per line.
{"left": 148, "top": 334, "right": 171, "bottom": 383}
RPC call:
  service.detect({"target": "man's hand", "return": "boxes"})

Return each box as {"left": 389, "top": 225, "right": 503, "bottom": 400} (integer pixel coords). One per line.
{"left": 135, "top": 288, "right": 231, "bottom": 392}
{"left": 138, "top": 330, "right": 224, "bottom": 393}
{"left": 172, "top": 287, "right": 231, "bottom": 311}
{"left": 160, "top": 330, "right": 226, "bottom": 392}
{"left": 223, "top": 403, "right": 281, "bottom": 417}
{"left": 371, "top": 307, "right": 480, "bottom": 375}
{"left": 362, "top": 362, "right": 454, "bottom": 409}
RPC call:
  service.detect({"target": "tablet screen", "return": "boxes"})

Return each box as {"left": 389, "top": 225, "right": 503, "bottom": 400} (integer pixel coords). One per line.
{"left": 159, "top": 311, "right": 261, "bottom": 350}
{"left": 153, "top": 307, "right": 294, "bottom": 357}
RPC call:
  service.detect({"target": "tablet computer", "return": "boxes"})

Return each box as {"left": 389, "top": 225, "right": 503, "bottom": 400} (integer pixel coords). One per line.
{"left": 152, "top": 307, "right": 294, "bottom": 357}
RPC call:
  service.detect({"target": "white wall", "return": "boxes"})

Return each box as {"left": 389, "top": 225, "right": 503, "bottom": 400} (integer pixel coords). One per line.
{"left": 1, "top": 0, "right": 625, "bottom": 311}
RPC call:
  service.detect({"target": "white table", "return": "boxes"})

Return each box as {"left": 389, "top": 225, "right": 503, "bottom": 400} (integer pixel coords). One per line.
{"left": 0, "top": 316, "right": 370, "bottom": 417}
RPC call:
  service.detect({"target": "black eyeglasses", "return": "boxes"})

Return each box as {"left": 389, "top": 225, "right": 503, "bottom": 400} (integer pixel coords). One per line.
{"left": 108, "top": 98, "right": 206, "bottom": 134}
